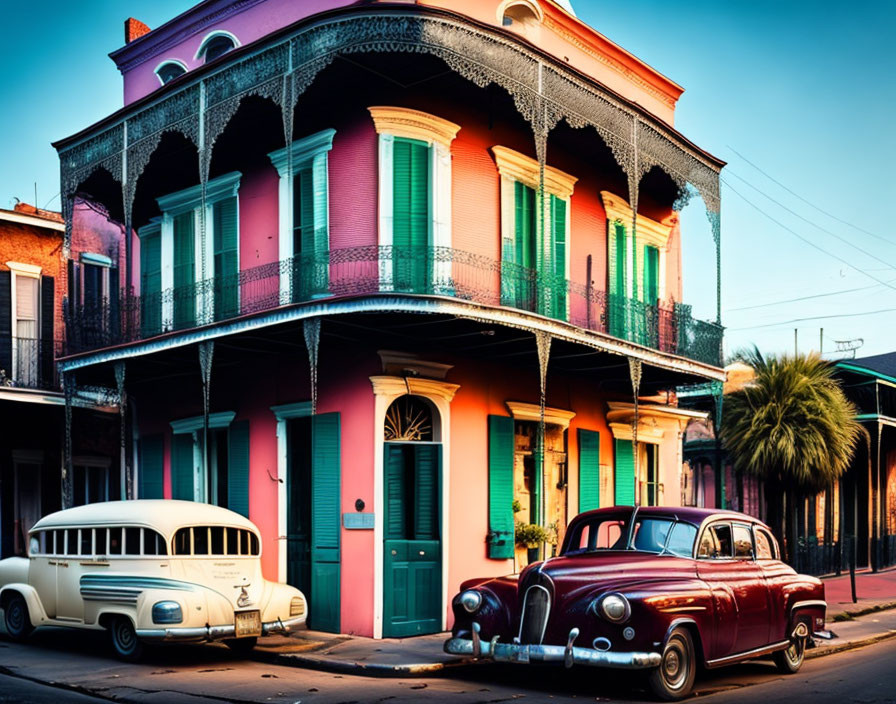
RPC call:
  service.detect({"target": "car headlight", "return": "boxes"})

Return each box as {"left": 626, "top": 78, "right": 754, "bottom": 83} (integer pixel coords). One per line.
{"left": 459, "top": 590, "right": 483, "bottom": 613}
{"left": 152, "top": 600, "right": 183, "bottom": 624}
{"left": 290, "top": 596, "right": 306, "bottom": 617}
{"left": 595, "top": 593, "right": 630, "bottom": 623}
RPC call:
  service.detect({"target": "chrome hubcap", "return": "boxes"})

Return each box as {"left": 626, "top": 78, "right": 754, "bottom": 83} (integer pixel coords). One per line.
{"left": 8, "top": 603, "right": 24, "bottom": 631}
{"left": 663, "top": 641, "right": 686, "bottom": 688}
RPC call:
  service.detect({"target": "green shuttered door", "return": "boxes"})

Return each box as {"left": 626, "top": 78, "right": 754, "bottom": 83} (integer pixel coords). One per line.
{"left": 214, "top": 197, "right": 239, "bottom": 320}
{"left": 578, "top": 429, "right": 600, "bottom": 512}
{"left": 171, "top": 433, "right": 194, "bottom": 501}
{"left": 228, "top": 420, "right": 250, "bottom": 517}
{"left": 173, "top": 212, "right": 195, "bottom": 329}
{"left": 311, "top": 413, "right": 341, "bottom": 633}
{"left": 140, "top": 232, "right": 162, "bottom": 336}
{"left": 614, "top": 438, "right": 635, "bottom": 506}
{"left": 487, "top": 415, "right": 515, "bottom": 559}
{"left": 393, "top": 137, "right": 429, "bottom": 292}
{"left": 139, "top": 435, "right": 164, "bottom": 499}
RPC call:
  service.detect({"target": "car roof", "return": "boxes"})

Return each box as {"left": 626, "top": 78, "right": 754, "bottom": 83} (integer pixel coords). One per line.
{"left": 572, "top": 505, "right": 767, "bottom": 527}
{"left": 31, "top": 500, "right": 258, "bottom": 536}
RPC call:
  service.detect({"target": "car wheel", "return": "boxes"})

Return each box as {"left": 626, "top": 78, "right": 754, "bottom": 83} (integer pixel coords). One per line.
{"left": 3, "top": 594, "right": 34, "bottom": 642}
{"left": 773, "top": 628, "right": 806, "bottom": 673}
{"left": 648, "top": 627, "right": 696, "bottom": 701}
{"left": 109, "top": 616, "right": 144, "bottom": 662}
{"left": 224, "top": 637, "right": 258, "bottom": 656}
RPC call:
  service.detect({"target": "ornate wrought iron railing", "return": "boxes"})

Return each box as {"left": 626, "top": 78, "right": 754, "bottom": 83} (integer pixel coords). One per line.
{"left": 64, "top": 246, "right": 723, "bottom": 366}
{"left": 1, "top": 337, "right": 61, "bottom": 391}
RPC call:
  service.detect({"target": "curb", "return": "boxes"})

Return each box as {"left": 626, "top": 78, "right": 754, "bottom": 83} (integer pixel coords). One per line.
{"left": 828, "top": 601, "right": 896, "bottom": 622}
{"left": 806, "top": 629, "right": 896, "bottom": 660}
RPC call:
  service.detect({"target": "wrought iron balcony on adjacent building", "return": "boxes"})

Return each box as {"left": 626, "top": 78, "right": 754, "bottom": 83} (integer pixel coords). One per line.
{"left": 64, "top": 246, "right": 723, "bottom": 367}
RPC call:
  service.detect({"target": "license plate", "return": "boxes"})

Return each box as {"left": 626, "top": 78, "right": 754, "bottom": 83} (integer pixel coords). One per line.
{"left": 234, "top": 610, "right": 261, "bottom": 638}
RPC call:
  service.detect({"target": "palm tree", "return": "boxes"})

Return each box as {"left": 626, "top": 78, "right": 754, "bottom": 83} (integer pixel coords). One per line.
{"left": 720, "top": 348, "right": 861, "bottom": 562}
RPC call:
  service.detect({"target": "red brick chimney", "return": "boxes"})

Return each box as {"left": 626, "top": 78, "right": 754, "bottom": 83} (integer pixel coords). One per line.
{"left": 125, "top": 17, "right": 151, "bottom": 44}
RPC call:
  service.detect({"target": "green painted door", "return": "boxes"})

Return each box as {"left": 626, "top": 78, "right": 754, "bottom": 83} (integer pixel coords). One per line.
{"left": 642, "top": 244, "right": 660, "bottom": 347}
{"left": 140, "top": 231, "right": 162, "bottom": 336}
{"left": 547, "top": 194, "right": 567, "bottom": 320}
{"left": 608, "top": 221, "right": 627, "bottom": 338}
{"left": 393, "top": 137, "right": 430, "bottom": 293}
{"left": 383, "top": 443, "right": 442, "bottom": 637}
{"left": 578, "top": 429, "right": 600, "bottom": 512}
{"left": 139, "top": 435, "right": 164, "bottom": 499}
{"left": 311, "top": 413, "right": 341, "bottom": 633}
{"left": 172, "top": 211, "right": 195, "bottom": 329}
{"left": 292, "top": 168, "right": 314, "bottom": 302}
{"left": 614, "top": 438, "right": 635, "bottom": 506}
{"left": 502, "top": 181, "right": 537, "bottom": 311}
{"left": 287, "top": 417, "right": 313, "bottom": 607}
{"left": 213, "top": 197, "right": 239, "bottom": 321}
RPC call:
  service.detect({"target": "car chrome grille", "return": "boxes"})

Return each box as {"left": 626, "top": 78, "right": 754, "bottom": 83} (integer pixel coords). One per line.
{"left": 518, "top": 584, "right": 551, "bottom": 644}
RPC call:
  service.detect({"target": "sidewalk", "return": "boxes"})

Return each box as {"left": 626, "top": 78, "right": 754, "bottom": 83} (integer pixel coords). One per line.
{"left": 260, "top": 568, "right": 896, "bottom": 677}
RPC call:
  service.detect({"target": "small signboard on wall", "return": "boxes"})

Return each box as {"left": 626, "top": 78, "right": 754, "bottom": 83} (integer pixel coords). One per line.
{"left": 343, "top": 512, "right": 375, "bottom": 530}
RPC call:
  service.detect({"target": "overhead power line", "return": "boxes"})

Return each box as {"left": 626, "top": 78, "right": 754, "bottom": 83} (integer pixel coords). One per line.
{"left": 724, "top": 277, "right": 896, "bottom": 313}
{"left": 730, "top": 307, "right": 896, "bottom": 331}
{"left": 727, "top": 145, "right": 894, "bottom": 247}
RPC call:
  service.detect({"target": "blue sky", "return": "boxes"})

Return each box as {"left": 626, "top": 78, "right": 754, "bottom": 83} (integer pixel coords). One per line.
{"left": 0, "top": 1, "right": 893, "bottom": 358}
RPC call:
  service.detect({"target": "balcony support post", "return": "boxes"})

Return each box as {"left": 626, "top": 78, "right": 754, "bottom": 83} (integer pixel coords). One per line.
{"left": 303, "top": 318, "right": 321, "bottom": 415}
{"left": 114, "top": 361, "right": 130, "bottom": 499}
{"left": 62, "top": 371, "right": 75, "bottom": 509}
{"left": 199, "top": 340, "right": 214, "bottom": 484}
{"left": 628, "top": 358, "right": 642, "bottom": 506}
{"left": 535, "top": 330, "right": 551, "bottom": 530}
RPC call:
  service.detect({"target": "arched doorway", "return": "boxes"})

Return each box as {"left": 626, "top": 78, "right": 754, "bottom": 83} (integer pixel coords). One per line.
{"left": 383, "top": 394, "right": 442, "bottom": 637}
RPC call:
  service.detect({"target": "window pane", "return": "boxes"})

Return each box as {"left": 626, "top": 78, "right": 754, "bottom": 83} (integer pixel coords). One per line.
{"left": 755, "top": 529, "right": 774, "bottom": 559}
{"left": 124, "top": 527, "right": 141, "bottom": 555}
{"left": 109, "top": 527, "right": 123, "bottom": 555}
{"left": 81, "top": 529, "right": 93, "bottom": 555}
{"left": 174, "top": 528, "right": 191, "bottom": 555}
{"left": 95, "top": 528, "right": 108, "bottom": 555}
{"left": 240, "top": 529, "right": 249, "bottom": 555}
{"left": 194, "top": 527, "right": 209, "bottom": 555}
{"left": 711, "top": 524, "right": 733, "bottom": 558}
{"left": 250, "top": 532, "right": 259, "bottom": 556}
{"left": 144, "top": 530, "right": 158, "bottom": 555}
{"left": 226, "top": 527, "right": 239, "bottom": 555}
{"left": 733, "top": 525, "right": 753, "bottom": 558}
{"left": 210, "top": 527, "right": 224, "bottom": 555}
{"left": 66, "top": 529, "right": 78, "bottom": 555}
{"left": 666, "top": 522, "right": 698, "bottom": 558}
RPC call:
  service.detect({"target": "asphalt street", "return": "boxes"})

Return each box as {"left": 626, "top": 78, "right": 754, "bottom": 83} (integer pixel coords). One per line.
{"left": 1, "top": 626, "right": 895, "bottom": 703}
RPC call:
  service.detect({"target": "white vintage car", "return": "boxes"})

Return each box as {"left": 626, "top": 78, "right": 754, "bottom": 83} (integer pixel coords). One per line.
{"left": 0, "top": 500, "right": 307, "bottom": 660}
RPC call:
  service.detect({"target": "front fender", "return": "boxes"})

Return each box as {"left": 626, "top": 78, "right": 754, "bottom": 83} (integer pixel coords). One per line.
{"left": 0, "top": 584, "right": 49, "bottom": 627}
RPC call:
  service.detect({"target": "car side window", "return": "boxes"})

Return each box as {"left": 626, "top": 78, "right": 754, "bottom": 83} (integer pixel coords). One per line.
{"left": 65, "top": 529, "right": 78, "bottom": 556}
{"left": 665, "top": 522, "right": 698, "bottom": 557}
{"left": 80, "top": 528, "right": 93, "bottom": 555}
{"left": 96, "top": 528, "right": 108, "bottom": 555}
{"left": 711, "top": 524, "right": 733, "bottom": 558}
{"left": 697, "top": 530, "right": 716, "bottom": 558}
{"left": 109, "top": 527, "right": 123, "bottom": 555}
{"left": 732, "top": 524, "right": 753, "bottom": 559}
{"left": 754, "top": 528, "right": 775, "bottom": 560}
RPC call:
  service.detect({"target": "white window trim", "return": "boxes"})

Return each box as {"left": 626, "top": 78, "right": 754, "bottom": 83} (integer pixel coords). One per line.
{"left": 268, "top": 129, "right": 336, "bottom": 305}
{"left": 154, "top": 59, "right": 188, "bottom": 85}
{"left": 195, "top": 30, "right": 240, "bottom": 61}
{"left": 156, "top": 172, "right": 241, "bottom": 329}
{"left": 368, "top": 106, "right": 460, "bottom": 291}
{"left": 170, "top": 411, "right": 236, "bottom": 435}
{"left": 7, "top": 261, "right": 42, "bottom": 384}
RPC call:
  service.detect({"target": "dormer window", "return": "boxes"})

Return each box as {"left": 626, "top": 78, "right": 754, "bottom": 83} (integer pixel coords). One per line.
{"left": 197, "top": 31, "right": 238, "bottom": 63}
{"left": 498, "top": 0, "right": 544, "bottom": 27}
{"left": 155, "top": 60, "right": 187, "bottom": 85}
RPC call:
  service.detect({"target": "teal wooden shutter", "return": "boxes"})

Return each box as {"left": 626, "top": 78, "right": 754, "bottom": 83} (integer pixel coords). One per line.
{"left": 292, "top": 169, "right": 315, "bottom": 301}
{"left": 578, "top": 429, "right": 600, "bottom": 512}
{"left": 609, "top": 222, "right": 627, "bottom": 338}
{"left": 227, "top": 420, "right": 250, "bottom": 517}
{"left": 643, "top": 245, "right": 659, "bottom": 304}
{"left": 311, "top": 412, "right": 341, "bottom": 632}
{"left": 487, "top": 415, "right": 515, "bottom": 559}
{"left": 385, "top": 445, "right": 407, "bottom": 539}
{"left": 614, "top": 438, "right": 635, "bottom": 506}
{"left": 414, "top": 444, "right": 439, "bottom": 540}
{"left": 140, "top": 231, "right": 162, "bottom": 336}
{"left": 139, "top": 434, "right": 164, "bottom": 499}
{"left": 213, "top": 197, "right": 239, "bottom": 320}
{"left": 172, "top": 212, "right": 195, "bottom": 329}
{"left": 549, "top": 194, "right": 567, "bottom": 320}
{"left": 171, "top": 433, "right": 194, "bottom": 501}
{"left": 392, "top": 137, "right": 429, "bottom": 292}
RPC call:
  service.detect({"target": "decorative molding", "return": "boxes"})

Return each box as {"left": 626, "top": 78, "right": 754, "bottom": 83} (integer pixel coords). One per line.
{"left": 80, "top": 252, "right": 113, "bottom": 267}
{"left": 157, "top": 171, "right": 241, "bottom": 214}
{"left": 607, "top": 401, "right": 706, "bottom": 433}
{"left": 170, "top": 410, "right": 236, "bottom": 433}
{"left": 369, "top": 375, "right": 460, "bottom": 403}
{"left": 600, "top": 190, "right": 675, "bottom": 248}
{"left": 367, "top": 106, "right": 461, "bottom": 149}
{"left": 267, "top": 129, "right": 336, "bottom": 176}
{"left": 6, "top": 261, "right": 42, "bottom": 276}
{"left": 270, "top": 401, "right": 312, "bottom": 420}
{"left": 505, "top": 401, "right": 575, "bottom": 429}
{"left": 609, "top": 421, "right": 664, "bottom": 443}
{"left": 0, "top": 210, "right": 65, "bottom": 232}
{"left": 377, "top": 350, "right": 453, "bottom": 380}
{"left": 491, "top": 145, "right": 577, "bottom": 198}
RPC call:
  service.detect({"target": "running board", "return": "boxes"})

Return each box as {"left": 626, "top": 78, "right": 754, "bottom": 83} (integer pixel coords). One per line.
{"left": 705, "top": 640, "right": 791, "bottom": 669}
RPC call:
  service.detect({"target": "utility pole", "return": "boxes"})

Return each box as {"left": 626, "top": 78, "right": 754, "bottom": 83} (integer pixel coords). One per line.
{"left": 820, "top": 328, "right": 823, "bottom": 356}
{"left": 794, "top": 328, "right": 798, "bottom": 356}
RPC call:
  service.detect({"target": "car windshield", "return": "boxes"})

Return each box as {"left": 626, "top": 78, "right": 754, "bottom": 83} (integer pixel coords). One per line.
{"left": 562, "top": 512, "right": 698, "bottom": 558}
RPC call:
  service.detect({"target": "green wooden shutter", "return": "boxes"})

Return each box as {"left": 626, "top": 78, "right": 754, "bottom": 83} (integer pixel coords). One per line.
{"left": 609, "top": 222, "right": 627, "bottom": 338}
{"left": 213, "top": 197, "right": 239, "bottom": 320}
{"left": 139, "top": 434, "right": 164, "bottom": 499}
{"left": 487, "top": 415, "right": 515, "bottom": 559}
{"left": 292, "top": 169, "right": 315, "bottom": 301}
{"left": 140, "top": 232, "right": 162, "bottom": 336}
{"left": 414, "top": 444, "right": 439, "bottom": 540}
{"left": 614, "top": 438, "right": 635, "bottom": 506}
{"left": 385, "top": 445, "right": 407, "bottom": 540}
{"left": 171, "top": 433, "right": 194, "bottom": 501}
{"left": 578, "top": 429, "right": 600, "bottom": 512}
{"left": 643, "top": 245, "right": 659, "bottom": 305}
{"left": 311, "top": 412, "right": 341, "bottom": 632}
{"left": 172, "top": 212, "right": 195, "bottom": 329}
{"left": 227, "top": 420, "right": 250, "bottom": 517}
{"left": 393, "top": 137, "right": 429, "bottom": 292}
{"left": 549, "top": 194, "right": 567, "bottom": 320}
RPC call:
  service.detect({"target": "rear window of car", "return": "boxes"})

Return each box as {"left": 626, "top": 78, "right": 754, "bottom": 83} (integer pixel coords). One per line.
{"left": 754, "top": 527, "right": 776, "bottom": 559}
{"left": 173, "top": 527, "right": 260, "bottom": 556}
{"left": 733, "top": 524, "right": 753, "bottom": 558}
{"left": 698, "top": 523, "right": 733, "bottom": 559}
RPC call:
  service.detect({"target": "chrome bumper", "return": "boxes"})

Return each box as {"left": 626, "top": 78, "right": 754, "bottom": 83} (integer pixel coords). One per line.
{"left": 136, "top": 615, "right": 306, "bottom": 642}
{"left": 444, "top": 635, "right": 661, "bottom": 670}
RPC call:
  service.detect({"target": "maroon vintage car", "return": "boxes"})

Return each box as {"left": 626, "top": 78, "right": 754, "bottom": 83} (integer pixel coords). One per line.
{"left": 445, "top": 506, "right": 826, "bottom": 700}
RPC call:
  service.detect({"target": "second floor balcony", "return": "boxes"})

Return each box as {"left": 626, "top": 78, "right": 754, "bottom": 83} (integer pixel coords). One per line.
{"left": 64, "top": 245, "right": 723, "bottom": 367}
{"left": 1, "top": 336, "right": 60, "bottom": 392}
